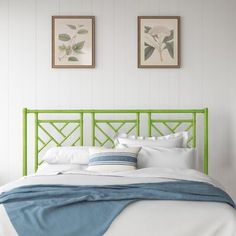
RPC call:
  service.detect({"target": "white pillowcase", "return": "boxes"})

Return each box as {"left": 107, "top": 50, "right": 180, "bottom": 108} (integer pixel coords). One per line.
{"left": 114, "top": 132, "right": 189, "bottom": 148}
{"left": 36, "top": 163, "right": 88, "bottom": 175}
{"left": 42, "top": 146, "right": 91, "bottom": 165}
{"left": 137, "top": 147, "right": 196, "bottom": 169}
{"left": 87, "top": 147, "right": 141, "bottom": 172}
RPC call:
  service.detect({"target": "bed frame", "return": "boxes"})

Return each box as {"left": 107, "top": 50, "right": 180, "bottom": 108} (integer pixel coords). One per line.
{"left": 22, "top": 108, "right": 208, "bottom": 176}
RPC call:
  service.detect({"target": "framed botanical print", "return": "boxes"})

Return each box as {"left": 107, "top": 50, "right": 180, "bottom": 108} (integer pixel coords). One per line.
{"left": 138, "top": 16, "right": 180, "bottom": 68}
{"left": 52, "top": 16, "right": 95, "bottom": 68}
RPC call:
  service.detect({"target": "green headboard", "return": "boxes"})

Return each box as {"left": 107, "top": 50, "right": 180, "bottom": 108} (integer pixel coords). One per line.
{"left": 23, "top": 108, "right": 208, "bottom": 176}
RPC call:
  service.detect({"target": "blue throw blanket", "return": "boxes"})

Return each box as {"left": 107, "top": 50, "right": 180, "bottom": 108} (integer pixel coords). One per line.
{"left": 0, "top": 181, "right": 235, "bottom": 236}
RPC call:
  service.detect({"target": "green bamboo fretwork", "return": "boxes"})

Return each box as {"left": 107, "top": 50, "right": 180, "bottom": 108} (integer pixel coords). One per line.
{"left": 23, "top": 108, "right": 208, "bottom": 176}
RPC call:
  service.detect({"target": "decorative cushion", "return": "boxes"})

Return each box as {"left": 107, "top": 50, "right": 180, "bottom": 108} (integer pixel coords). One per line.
{"left": 87, "top": 147, "right": 141, "bottom": 172}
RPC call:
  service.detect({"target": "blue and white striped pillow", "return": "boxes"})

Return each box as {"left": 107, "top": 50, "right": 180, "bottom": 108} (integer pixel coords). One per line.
{"left": 87, "top": 147, "right": 141, "bottom": 172}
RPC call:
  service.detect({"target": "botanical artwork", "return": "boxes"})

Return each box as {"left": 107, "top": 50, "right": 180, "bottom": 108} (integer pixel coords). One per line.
{"left": 52, "top": 16, "right": 95, "bottom": 68}
{"left": 138, "top": 16, "right": 180, "bottom": 68}
{"left": 58, "top": 25, "right": 87, "bottom": 62}
{"left": 144, "top": 26, "right": 174, "bottom": 62}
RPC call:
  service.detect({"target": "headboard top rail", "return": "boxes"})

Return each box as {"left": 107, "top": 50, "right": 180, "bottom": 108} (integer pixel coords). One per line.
{"left": 25, "top": 108, "right": 206, "bottom": 113}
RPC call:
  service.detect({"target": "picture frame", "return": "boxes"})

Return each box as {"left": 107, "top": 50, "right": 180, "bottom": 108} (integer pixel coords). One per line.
{"left": 52, "top": 16, "right": 95, "bottom": 68}
{"left": 138, "top": 16, "right": 180, "bottom": 68}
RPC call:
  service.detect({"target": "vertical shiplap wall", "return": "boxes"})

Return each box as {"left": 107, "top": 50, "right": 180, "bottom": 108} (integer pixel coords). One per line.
{"left": 0, "top": 0, "right": 236, "bottom": 200}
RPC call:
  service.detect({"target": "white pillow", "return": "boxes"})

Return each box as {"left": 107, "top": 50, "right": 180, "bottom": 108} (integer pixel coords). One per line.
{"left": 36, "top": 162, "right": 87, "bottom": 175}
{"left": 114, "top": 132, "right": 188, "bottom": 148}
{"left": 42, "top": 146, "right": 91, "bottom": 164}
{"left": 137, "top": 147, "right": 196, "bottom": 169}
{"left": 87, "top": 147, "right": 141, "bottom": 172}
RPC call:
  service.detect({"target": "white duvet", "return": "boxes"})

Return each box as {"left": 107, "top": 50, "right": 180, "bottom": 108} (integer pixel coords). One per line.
{"left": 0, "top": 167, "right": 236, "bottom": 236}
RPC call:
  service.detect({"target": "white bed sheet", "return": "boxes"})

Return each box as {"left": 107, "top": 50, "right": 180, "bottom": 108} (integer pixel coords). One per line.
{"left": 0, "top": 167, "right": 236, "bottom": 236}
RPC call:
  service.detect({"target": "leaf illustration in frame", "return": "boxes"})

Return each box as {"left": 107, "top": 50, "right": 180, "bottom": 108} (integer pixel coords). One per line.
{"left": 163, "top": 41, "right": 174, "bottom": 58}
{"left": 144, "top": 26, "right": 151, "bottom": 33}
{"left": 68, "top": 56, "right": 78, "bottom": 61}
{"left": 67, "top": 24, "right": 76, "bottom": 30}
{"left": 77, "top": 29, "right": 88, "bottom": 34}
{"left": 58, "top": 44, "right": 66, "bottom": 51}
{"left": 72, "top": 41, "right": 85, "bottom": 54}
{"left": 144, "top": 43, "right": 155, "bottom": 60}
{"left": 58, "top": 34, "right": 71, "bottom": 41}
{"left": 163, "top": 30, "right": 174, "bottom": 43}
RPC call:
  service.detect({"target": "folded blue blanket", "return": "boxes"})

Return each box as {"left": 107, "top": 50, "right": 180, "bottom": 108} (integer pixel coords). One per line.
{"left": 0, "top": 181, "right": 235, "bottom": 236}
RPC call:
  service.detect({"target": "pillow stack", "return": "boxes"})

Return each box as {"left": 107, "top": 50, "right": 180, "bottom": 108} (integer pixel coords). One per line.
{"left": 41, "top": 131, "right": 196, "bottom": 173}
{"left": 114, "top": 132, "right": 196, "bottom": 170}
{"left": 41, "top": 145, "right": 141, "bottom": 173}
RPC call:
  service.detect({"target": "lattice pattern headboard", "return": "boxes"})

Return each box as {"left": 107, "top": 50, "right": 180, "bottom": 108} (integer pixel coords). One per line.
{"left": 23, "top": 108, "right": 208, "bottom": 175}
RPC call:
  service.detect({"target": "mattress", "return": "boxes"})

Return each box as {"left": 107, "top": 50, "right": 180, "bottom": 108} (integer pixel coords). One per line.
{"left": 0, "top": 167, "right": 236, "bottom": 236}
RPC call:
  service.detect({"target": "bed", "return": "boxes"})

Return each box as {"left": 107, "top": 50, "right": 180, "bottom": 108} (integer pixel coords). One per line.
{"left": 0, "top": 108, "right": 235, "bottom": 236}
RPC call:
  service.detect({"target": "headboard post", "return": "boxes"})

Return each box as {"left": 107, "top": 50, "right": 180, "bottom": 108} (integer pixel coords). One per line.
{"left": 23, "top": 108, "right": 28, "bottom": 176}
{"left": 204, "top": 108, "right": 209, "bottom": 174}
{"left": 192, "top": 113, "right": 197, "bottom": 148}
{"left": 34, "top": 113, "right": 39, "bottom": 172}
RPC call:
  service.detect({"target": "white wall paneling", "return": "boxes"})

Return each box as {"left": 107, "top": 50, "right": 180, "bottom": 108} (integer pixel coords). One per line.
{"left": 0, "top": 0, "right": 236, "bottom": 200}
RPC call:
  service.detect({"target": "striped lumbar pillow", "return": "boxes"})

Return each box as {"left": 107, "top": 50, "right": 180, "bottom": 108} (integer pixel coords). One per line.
{"left": 87, "top": 147, "right": 141, "bottom": 172}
